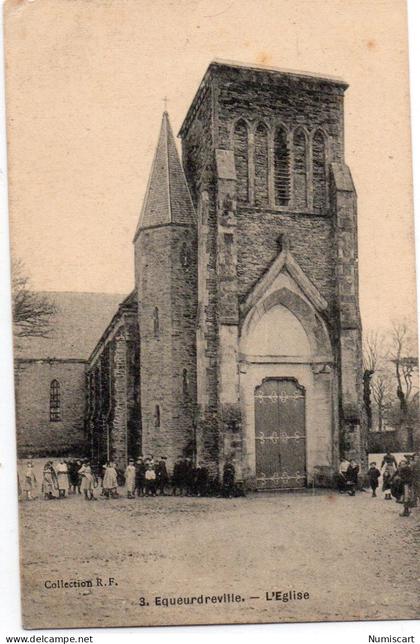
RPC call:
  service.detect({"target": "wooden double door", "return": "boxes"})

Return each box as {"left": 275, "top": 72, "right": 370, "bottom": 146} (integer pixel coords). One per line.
{"left": 255, "top": 378, "right": 306, "bottom": 489}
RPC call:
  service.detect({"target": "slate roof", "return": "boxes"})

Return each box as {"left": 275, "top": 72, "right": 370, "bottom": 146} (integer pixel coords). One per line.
{"left": 133, "top": 111, "right": 196, "bottom": 239}
{"left": 14, "top": 292, "right": 126, "bottom": 360}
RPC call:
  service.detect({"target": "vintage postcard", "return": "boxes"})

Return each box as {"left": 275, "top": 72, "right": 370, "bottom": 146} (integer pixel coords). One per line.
{"left": 4, "top": 0, "right": 419, "bottom": 630}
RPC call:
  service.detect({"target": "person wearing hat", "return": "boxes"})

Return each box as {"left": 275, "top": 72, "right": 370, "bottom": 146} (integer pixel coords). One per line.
{"left": 135, "top": 456, "right": 146, "bottom": 497}
{"left": 156, "top": 457, "right": 169, "bottom": 495}
{"left": 125, "top": 459, "right": 136, "bottom": 498}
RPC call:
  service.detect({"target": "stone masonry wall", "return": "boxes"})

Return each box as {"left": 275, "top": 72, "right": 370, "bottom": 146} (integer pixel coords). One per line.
{"left": 214, "top": 66, "right": 345, "bottom": 164}
{"left": 110, "top": 329, "right": 128, "bottom": 467}
{"left": 169, "top": 226, "right": 198, "bottom": 461}
{"left": 182, "top": 86, "right": 222, "bottom": 474}
{"left": 330, "top": 164, "right": 367, "bottom": 468}
{"left": 86, "top": 308, "right": 140, "bottom": 470}
{"left": 15, "top": 359, "right": 86, "bottom": 457}
{"left": 213, "top": 65, "right": 345, "bottom": 312}
{"left": 136, "top": 224, "right": 197, "bottom": 471}
{"left": 181, "top": 84, "right": 215, "bottom": 208}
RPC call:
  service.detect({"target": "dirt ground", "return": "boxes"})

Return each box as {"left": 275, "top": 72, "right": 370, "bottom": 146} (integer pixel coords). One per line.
{"left": 18, "top": 459, "right": 419, "bottom": 629}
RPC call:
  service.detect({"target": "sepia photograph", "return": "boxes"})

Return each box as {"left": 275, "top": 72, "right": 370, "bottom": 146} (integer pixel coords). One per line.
{"left": 2, "top": 0, "right": 419, "bottom": 633}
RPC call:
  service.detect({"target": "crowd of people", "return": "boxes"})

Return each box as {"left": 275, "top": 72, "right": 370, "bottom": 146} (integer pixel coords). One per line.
{"left": 19, "top": 450, "right": 420, "bottom": 516}
{"left": 19, "top": 455, "right": 241, "bottom": 501}
{"left": 337, "top": 451, "right": 420, "bottom": 517}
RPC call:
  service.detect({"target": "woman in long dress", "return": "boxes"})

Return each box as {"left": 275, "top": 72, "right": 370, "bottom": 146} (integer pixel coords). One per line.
{"left": 41, "top": 461, "right": 58, "bottom": 499}
{"left": 103, "top": 461, "right": 119, "bottom": 498}
{"left": 55, "top": 459, "right": 69, "bottom": 497}
{"left": 125, "top": 459, "right": 136, "bottom": 498}
{"left": 23, "top": 461, "right": 37, "bottom": 500}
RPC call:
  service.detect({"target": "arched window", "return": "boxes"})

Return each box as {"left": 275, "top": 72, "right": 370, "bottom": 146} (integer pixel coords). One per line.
{"left": 154, "top": 404, "right": 161, "bottom": 428}
{"left": 153, "top": 306, "right": 160, "bottom": 338}
{"left": 180, "top": 242, "right": 190, "bottom": 268}
{"left": 233, "top": 119, "right": 249, "bottom": 203}
{"left": 313, "top": 130, "right": 327, "bottom": 213}
{"left": 293, "top": 128, "right": 308, "bottom": 208}
{"left": 50, "top": 379, "right": 61, "bottom": 422}
{"left": 274, "top": 126, "right": 290, "bottom": 206}
{"left": 254, "top": 122, "right": 269, "bottom": 206}
{"left": 182, "top": 368, "right": 189, "bottom": 396}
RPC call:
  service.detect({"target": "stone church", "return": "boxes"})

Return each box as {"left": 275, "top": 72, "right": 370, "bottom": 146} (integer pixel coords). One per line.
{"left": 85, "top": 60, "right": 366, "bottom": 489}
{"left": 17, "top": 60, "right": 366, "bottom": 490}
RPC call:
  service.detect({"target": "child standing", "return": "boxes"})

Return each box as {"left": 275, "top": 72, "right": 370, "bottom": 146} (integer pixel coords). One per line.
{"left": 23, "top": 461, "right": 37, "bottom": 500}
{"left": 55, "top": 459, "right": 69, "bottom": 498}
{"left": 125, "top": 459, "right": 136, "bottom": 498}
{"left": 79, "top": 462, "right": 96, "bottom": 500}
{"left": 103, "top": 461, "right": 119, "bottom": 498}
{"left": 145, "top": 464, "right": 157, "bottom": 496}
{"left": 368, "top": 462, "right": 381, "bottom": 497}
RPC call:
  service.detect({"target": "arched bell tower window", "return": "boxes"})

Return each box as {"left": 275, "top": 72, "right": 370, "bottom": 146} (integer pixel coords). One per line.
{"left": 254, "top": 122, "right": 269, "bottom": 206}
{"left": 233, "top": 119, "right": 249, "bottom": 204}
{"left": 154, "top": 404, "right": 161, "bottom": 428}
{"left": 274, "top": 126, "right": 290, "bottom": 206}
{"left": 153, "top": 306, "right": 160, "bottom": 338}
{"left": 50, "top": 379, "right": 61, "bottom": 422}
{"left": 293, "top": 128, "right": 308, "bottom": 208}
{"left": 312, "top": 130, "right": 327, "bottom": 213}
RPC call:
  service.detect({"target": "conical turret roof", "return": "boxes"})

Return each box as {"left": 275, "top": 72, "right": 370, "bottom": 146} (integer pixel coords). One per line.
{"left": 133, "top": 112, "right": 196, "bottom": 240}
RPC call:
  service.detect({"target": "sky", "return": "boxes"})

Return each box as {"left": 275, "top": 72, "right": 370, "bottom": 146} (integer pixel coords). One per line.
{"left": 4, "top": 0, "right": 418, "bottom": 334}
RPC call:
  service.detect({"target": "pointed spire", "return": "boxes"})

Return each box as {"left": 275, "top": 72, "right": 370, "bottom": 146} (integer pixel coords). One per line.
{"left": 133, "top": 112, "right": 196, "bottom": 240}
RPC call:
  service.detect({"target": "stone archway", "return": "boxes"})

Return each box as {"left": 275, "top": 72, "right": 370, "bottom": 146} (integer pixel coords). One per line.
{"left": 241, "top": 286, "right": 332, "bottom": 358}
{"left": 239, "top": 286, "right": 335, "bottom": 489}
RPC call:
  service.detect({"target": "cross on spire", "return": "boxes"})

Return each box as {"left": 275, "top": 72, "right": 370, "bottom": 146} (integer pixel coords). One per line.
{"left": 163, "top": 96, "right": 169, "bottom": 112}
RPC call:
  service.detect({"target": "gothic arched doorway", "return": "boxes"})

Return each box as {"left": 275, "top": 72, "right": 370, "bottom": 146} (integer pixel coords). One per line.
{"left": 254, "top": 378, "right": 306, "bottom": 489}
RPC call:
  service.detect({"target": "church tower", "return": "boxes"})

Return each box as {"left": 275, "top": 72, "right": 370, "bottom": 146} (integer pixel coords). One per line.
{"left": 133, "top": 112, "right": 197, "bottom": 467}
{"left": 179, "top": 61, "right": 366, "bottom": 487}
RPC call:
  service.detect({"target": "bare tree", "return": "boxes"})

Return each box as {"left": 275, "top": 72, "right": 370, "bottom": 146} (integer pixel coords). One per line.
{"left": 389, "top": 321, "right": 418, "bottom": 416}
{"left": 363, "top": 330, "right": 382, "bottom": 373}
{"left": 363, "top": 330, "right": 384, "bottom": 430}
{"left": 12, "top": 259, "right": 57, "bottom": 341}
{"left": 371, "top": 372, "right": 392, "bottom": 431}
